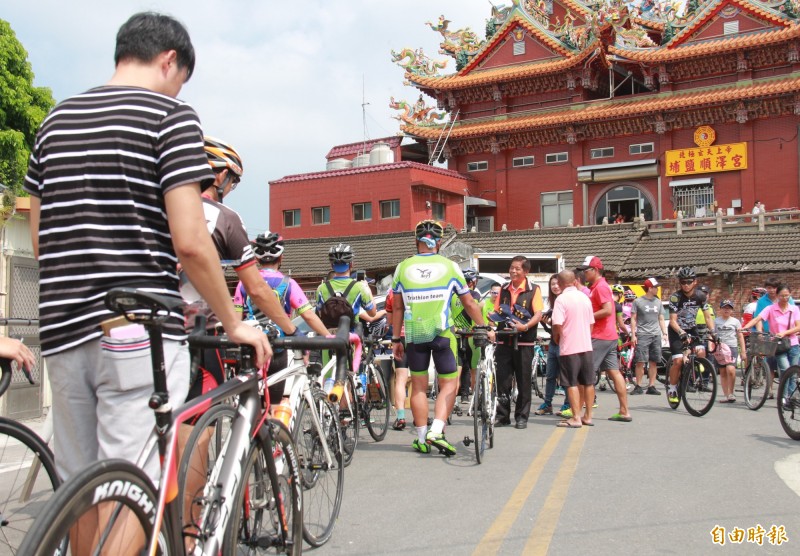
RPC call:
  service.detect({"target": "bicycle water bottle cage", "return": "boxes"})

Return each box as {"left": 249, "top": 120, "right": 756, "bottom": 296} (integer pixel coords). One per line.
{"left": 105, "top": 288, "right": 184, "bottom": 324}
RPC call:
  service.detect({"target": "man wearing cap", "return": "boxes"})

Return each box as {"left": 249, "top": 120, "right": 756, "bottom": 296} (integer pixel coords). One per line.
{"left": 630, "top": 278, "right": 667, "bottom": 395}
{"left": 578, "top": 256, "right": 632, "bottom": 422}
{"left": 492, "top": 256, "right": 543, "bottom": 429}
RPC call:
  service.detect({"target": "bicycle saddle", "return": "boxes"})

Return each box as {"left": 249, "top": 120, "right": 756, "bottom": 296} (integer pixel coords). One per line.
{"left": 105, "top": 288, "right": 184, "bottom": 323}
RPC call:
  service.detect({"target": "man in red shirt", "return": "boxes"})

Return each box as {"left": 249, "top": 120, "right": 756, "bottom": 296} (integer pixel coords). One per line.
{"left": 577, "top": 256, "right": 632, "bottom": 422}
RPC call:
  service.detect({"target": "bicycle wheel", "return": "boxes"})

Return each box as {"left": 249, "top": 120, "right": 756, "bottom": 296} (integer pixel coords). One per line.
{"left": 339, "top": 374, "right": 359, "bottom": 467}
{"left": 777, "top": 366, "right": 800, "bottom": 441}
{"left": 19, "top": 458, "right": 171, "bottom": 556}
{"left": 682, "top": 357, "right": 717, "bottom": 417}
{"left": 743, "top": 356, "right": 770, "bottom": 411}
{"left": 293, "top": 388, "right": 343, "bottom": 547}
{"left": 225, "top": 419, "right": 302, "bottom": 555}
{"left": 177, "top": 404, "right": 236, "bottom": 544}
{"left": 0, "top": 417, "right": 60, "bottom": 555}
{"left": 657, "top": 348, "right": 671, "bottom": 385}
{"left": 364, "top": 364, "right": 390, "bottom": 442}
{"left": 530, "top": 355, "right": 544, "bottom": 400}
{"left": 472, "top": 369, "right": 486, "bottom": 464}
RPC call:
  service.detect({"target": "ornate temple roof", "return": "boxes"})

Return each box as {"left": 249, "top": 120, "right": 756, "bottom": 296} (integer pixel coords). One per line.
{"left": 403, "top": 72, "right": 800, "bottom": 139}
{"left": 670, "top": 0, "right": 793, "bottom": 47}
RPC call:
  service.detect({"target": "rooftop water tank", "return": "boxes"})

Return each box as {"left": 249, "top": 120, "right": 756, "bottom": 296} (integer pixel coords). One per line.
{"left": 369, "top": 142, "right": 394, "bottom": 165}
{"left": 352, "top": 153, "right": 371, "bottom": 167}
{"left": 326, "top": 158, "right": 352, "bottom": 171}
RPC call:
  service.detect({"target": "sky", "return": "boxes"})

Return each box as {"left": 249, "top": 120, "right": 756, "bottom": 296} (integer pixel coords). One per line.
{"left": 3, "top": 0, "right": 495, "bottom": 236}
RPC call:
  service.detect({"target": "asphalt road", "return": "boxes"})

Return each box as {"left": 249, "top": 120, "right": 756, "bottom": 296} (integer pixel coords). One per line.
{"left": 314, "top": 383, "right": 800, "bottom": 556}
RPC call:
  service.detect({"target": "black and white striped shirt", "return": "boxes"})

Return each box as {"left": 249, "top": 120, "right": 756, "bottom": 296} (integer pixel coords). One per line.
{"left": 24, "top": 86, "right": 214, "bottom": 356}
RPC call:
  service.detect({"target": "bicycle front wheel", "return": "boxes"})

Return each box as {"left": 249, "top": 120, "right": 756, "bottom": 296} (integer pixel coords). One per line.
{"left": 364, "top": 364, "right": 390, "bottom": 442}
{"left": 293, "top": 388, "right": 343, "bottom": 547}
{"left": 472, "top": 371, "right": 486, "bottom": 464}
{"left": 18, "top": 458, "right": 170, "bottom": 556}
{"left": 0, "top": 417, "right": 60, "bottom": 555}
{"left": 777, "top": 365, "right": 800, "bottom": 441}
{"left": 530, "top": 355, "right": 544, "bottom": 400}
{"left": 743, "top": 356, "right": 771, "bottom": 411}
{"left": 682, "top": 357, "right": 717, "bottom": 417}
{"left": 226, "top": 419, "right": 302, "bottom": 555}
{"left": 339, "top": 374, "right": 359, "bottom": 467}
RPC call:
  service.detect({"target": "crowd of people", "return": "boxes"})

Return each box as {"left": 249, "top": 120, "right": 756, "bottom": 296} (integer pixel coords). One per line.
{"left": 16, "top": 10, "right": 800, "bottom": 499}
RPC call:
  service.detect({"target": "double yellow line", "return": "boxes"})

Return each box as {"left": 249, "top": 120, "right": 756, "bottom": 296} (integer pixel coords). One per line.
{"left": 472, "top": 427, "right": 588, "bottom": 556}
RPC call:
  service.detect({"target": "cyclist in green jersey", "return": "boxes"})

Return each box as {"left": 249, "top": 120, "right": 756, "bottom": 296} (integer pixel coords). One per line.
{"left": 391, "top": 221, "right": 493, "bottom": 455}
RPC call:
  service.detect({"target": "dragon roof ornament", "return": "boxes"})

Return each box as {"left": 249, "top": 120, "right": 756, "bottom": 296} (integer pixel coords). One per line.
{"left": 389, "top": 95, "right": 448, "bottom": 127}
{"left": 390, "top": 47, "right": 448, "bottom": 83}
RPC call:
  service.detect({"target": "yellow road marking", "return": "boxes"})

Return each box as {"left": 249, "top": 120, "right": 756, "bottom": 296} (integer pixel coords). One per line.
{"left": 472, "top": 429, "right": 564, "bottom": 556}
{"left": 523, "top": 427, "right": 588, "bottom": 555}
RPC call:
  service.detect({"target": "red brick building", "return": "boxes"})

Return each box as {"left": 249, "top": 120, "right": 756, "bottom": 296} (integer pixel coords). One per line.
{"left": 270, "top": 0, "right": 800, "bottom": 237}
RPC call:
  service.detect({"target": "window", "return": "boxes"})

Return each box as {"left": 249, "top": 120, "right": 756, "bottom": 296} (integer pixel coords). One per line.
{"left": 283, "top": 209, "right": 300, "bottom": 228}
{"left": 723, "top": 21, "right": 739, "bottom": 35}
{"left": 590, "top": 147, "right": 614, "bottom": 159}
{"left": 311, "top": 206, "right": 330, "bottom": 225}
{"left": 629, "top": 142, "right": 654, "bottom": 155}
{"left": 512, "top": 156, "right": 534, "bottom": 168}
{"left": 672, "top": 184, "right": 715, "bottom": 220}
{"left": 467, "top": 161, "right": 488, "bottom": 172}
{"left": 431, "top": 202, "right": 445, "bottom": 221}
{"left": 352, "top": 202, "right": 372, "bottom": 221}
{"left": 541, "top": 191, "right": 573, "bottom": 228}
{"left": 546, "top": 152, "right": 568, "bottom": 164}
{"left": 380, "top": 199, "right": 400, "bottom": 219}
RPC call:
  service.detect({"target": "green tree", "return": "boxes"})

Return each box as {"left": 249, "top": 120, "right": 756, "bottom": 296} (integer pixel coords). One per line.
{"left": 0, "top": 19, "right": 55, "bottom": 197}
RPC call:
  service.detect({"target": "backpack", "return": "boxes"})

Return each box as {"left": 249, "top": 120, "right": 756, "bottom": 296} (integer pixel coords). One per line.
{"left": 318, "top": 279, "right": 357, "bottom": 329}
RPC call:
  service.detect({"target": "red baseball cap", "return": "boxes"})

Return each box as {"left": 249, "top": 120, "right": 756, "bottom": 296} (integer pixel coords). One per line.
{"left": 644, "top": 277, "right": 659, "bottom": 289}
{"left": 577, "top": 255, "right": 603, "bottom": 270}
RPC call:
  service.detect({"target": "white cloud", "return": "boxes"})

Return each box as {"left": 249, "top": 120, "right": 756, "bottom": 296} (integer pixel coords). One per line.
{"left": 4, "top": 0, "right": 490, "bottom": 235}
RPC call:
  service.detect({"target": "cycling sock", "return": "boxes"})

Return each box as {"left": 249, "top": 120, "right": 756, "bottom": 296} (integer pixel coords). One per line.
{"left": 430, "top": 418, "right": 445, "bottom": 435}
{"left": 416, "top": 425, "right": 427, "bottom": 443}
{"left": 397, "top": 408, "right": 405, "bottom": 420}
{"left": 668, "top": 384, "right": 677, "bottom": 393}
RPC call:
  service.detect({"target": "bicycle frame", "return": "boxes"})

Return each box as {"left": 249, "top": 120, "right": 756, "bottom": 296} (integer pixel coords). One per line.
{"left": 103, "top": 288, "right": 353, "bottom": 556}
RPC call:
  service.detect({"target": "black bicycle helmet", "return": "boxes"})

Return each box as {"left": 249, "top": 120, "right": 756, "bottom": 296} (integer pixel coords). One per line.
{"left": 677, "top": 266, "right": 697, "bottom": 280}
{"left": 251, "top": 231, "right": 284, "bottom": 262}
{"left": 328, "top": 243, "right": 354, "bottom": 264}
{"left": 415, "top": 219, "right": 444, "bottom": 240}
{"left": 463, "top": 267, "right": 479, "bottom": 283}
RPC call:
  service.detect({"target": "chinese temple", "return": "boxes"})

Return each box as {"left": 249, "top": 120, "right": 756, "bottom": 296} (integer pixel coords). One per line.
{"left": 270, "top": 0, "right": 800, "bottom": 238}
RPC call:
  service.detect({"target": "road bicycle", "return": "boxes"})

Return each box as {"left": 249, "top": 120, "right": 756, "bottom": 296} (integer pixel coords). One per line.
{"left": 667, "top": 334, "right": 717, "bottom": 417}
{"left": 742, "top": 331, "right": 778, "bottom": 410}
{"left": 179, "top": 326, "right": 360, "bottom": 549}
{"left": 777, "top": 364, "right": 800, "bottom": 440}
{"left": 530, "top": 339, "right": 546, "bottom": 400}
{"left": 19, "top": 288, "right": 352, "bottom": 556}
{"left": 456, "top": 327, "right": 496, "bottom": 464}
{"left": 0, "top": 318, "right": 60, "bottom": 556}
{"left": 318, "top": 334, "right": 390, "bottom": 467}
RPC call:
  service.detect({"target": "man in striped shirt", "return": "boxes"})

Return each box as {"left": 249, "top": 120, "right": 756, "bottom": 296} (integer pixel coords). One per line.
{"left": 24, "top": 12, "right": 269, "bottom": 481}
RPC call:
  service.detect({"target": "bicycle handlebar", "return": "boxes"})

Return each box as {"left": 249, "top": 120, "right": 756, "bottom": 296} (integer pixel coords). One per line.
{"left": 0, "top": 318, "right": 39, "bottom": 326}
{"left": 187, "top": 316, "right": 355, "bottom": 404}
{"left": 0, "top": 317, "right": 39, "bottom": 395}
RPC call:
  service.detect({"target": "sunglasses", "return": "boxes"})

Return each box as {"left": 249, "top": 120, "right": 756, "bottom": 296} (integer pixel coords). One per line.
{"left": 679, "top": 279, "right": 695, "bottom": 285}
{"left": 489, "top": 291, "right": 499, "bottom": 296}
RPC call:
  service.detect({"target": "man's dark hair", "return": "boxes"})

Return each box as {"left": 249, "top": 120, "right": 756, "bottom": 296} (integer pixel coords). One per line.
{"left": 764, "top": 275, "right": 781, "bottom": 288}
{"left": 114, "top": 12, "right": 196, "bottom": 79}
{"left": 510, "top": 255, "right": 531, "bottom": 272}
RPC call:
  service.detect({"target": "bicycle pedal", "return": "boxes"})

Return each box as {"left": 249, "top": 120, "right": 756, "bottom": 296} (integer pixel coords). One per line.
{"left": 463, "top": 436, "right": 472, "bottom": 446}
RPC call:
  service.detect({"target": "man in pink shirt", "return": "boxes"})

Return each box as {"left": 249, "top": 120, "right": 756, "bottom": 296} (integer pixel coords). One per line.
{"left": 552, "top": 270, "right": 595, "bottom": 428}
{"left": 578, "top": 256, "right": 632, "bottom": 422}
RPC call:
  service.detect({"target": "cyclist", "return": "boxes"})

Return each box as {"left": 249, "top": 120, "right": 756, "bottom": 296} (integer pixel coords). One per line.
{"left": 391, "top": 220, "right": 492, "bottom": 455}
{"left": 452, "top": 268, "right": 485, "bottom": 405}
{"left": 742, "top": 287, "right": 766, "bottom": 327}
{"left": 384, "top": 289, "right": 411, "bottom": 430}
{"left": 630, "top": 278, "right": 667, "bottom": 395}
{"left": 315, "top": 244, "right": 376, "bottom": 331}
{"left": 233, "top": 231, "right": 328, "bottom": 405}
{"left": 667, "top": 267, "right": 715, "bottom": 404}
{"left": 182, "top": 137, "right": 298, "bottom": 401}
